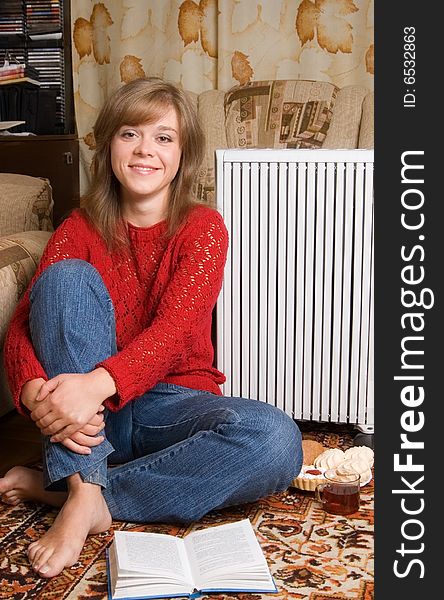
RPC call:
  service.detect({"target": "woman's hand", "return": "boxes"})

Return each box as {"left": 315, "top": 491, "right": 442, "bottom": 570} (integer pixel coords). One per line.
{"left": 21, "top": 377, "right": 109, "bottom": 454}
{"left": 60, "top": 410, "right": 106, "bottom": 455}
{"left": 30, "top": 368, "right": 116, "bottom": 442}
{"left": 21, "top": 378, "right": 46, "bottom": 414}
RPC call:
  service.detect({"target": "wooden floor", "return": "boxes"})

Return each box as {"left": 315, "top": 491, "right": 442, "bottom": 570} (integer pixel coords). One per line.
{"left": 0, "top": 410, "right": 41, "bottom": 476}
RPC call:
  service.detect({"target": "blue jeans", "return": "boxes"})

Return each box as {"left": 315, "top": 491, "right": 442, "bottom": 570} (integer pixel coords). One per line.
{"left": 29, "top": 259, "right": 302, "bottom": 523}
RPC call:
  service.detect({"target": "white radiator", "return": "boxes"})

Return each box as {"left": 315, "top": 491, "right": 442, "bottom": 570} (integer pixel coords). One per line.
{"left": 215, "top": 148, "right": 374, "bottom": 428}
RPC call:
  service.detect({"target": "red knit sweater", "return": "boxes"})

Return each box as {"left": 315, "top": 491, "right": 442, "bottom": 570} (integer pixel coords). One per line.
{"left": 4, "top": 205, "right": 228, "bottom": 413}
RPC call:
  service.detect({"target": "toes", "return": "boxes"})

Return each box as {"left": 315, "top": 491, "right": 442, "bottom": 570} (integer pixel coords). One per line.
{"left": 0, "top": 480, "right": 12, "bottom": 496}
{"left": 28, "top": 541, "right": 72, "bottom": 578}
{"left": 27, "top": 541, "right": 42, "bottom": 563}
{"left": 33, "top": 546, "right": 53, "bottom": 574}
{"left": 28, "top": 542, "right": 54, "bottom": 575}
{"left": 37, "top": 553, "right": 67, "bottom": 578}
{"left": 3, "top": 490, "right": 20, "bottom": 504}
{"left": 0, "top": 475, "right": 12, "bottom": 492}
{"left": 4, "top": 496, "right": 20, "bottom": 506}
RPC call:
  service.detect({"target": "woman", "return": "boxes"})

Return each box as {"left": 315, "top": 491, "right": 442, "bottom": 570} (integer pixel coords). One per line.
{"left": 0, "top": 77, "right": 302, "bottom": 579}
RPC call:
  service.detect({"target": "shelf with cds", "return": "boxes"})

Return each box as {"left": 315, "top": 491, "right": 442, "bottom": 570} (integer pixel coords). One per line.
{"left": 0, "top": 0, "right": 74, "bottom": 135}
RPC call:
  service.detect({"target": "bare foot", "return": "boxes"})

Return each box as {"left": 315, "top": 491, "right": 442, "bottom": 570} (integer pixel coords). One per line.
{"left": 0, "top": 466, "right": 67, "bottom": 507}
{"left": 27, "top": 475, "right": 112, "bottom": 578}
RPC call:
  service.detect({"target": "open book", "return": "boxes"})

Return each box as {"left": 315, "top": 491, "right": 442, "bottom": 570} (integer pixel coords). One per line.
{"left": 107, "top": 518, "right": 277, "bottom": 599}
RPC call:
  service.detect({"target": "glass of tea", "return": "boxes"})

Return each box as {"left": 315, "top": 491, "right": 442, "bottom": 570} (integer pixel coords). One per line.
{"left": 315, "top": 469, "right": 360, "bottom": 515}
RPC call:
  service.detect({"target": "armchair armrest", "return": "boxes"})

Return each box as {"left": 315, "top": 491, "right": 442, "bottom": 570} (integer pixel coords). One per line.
{"left": 358, "top": 92, "right": 374, "bottom": 149}
{"left": 0, "top": 173, "right": 54, "bottom": 236}
{"left": 195, "top": 90, "right": 227, "bottom": 203}
{"left": 0, "top": 229, "right": 51, "bottom": 417}
{"left": 323, "top": 85, "right": 369, "bottom": 149}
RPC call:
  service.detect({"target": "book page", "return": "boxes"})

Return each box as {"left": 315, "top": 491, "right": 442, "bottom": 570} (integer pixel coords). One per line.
{"left": 184, "top": 519, "right": 269, "bottom": 588}
{"left": 114, "top": 531, "right": 192, "bottom": 583}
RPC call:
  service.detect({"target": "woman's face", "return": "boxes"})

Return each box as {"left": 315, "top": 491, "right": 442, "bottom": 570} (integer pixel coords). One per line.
{"left": 110, "top": 106, "right": 181, "bottom": 218}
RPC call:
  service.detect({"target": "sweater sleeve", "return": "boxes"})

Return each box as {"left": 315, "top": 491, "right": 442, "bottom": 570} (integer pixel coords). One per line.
{"left": 3, "top": 211, "right": 90, "bottom": 414}
{"left": 98, "top": 210, "right": 229, "bottom": 410}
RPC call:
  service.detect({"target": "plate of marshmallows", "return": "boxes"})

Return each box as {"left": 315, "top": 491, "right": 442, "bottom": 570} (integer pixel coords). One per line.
{"left": 291, "top": 440, "right": 374, "bottom": 492}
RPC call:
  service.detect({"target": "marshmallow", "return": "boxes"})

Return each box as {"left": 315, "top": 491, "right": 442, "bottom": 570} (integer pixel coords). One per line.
{"left": 344, "top": 446, "right": 374, "bottom": 467}
{"left": 314, "top": 448, "right": 345, "bottom": 469}
{"left": 336, "top": 458, "right": 372, "bottom": 483}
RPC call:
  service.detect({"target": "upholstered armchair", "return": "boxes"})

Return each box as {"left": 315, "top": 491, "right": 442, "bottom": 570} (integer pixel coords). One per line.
{"left": 188, "top": 79, "right": 374, "bottom": 203}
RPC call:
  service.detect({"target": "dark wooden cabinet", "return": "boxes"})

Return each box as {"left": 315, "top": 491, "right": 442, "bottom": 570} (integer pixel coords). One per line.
{"left": 0, "top": 133, "right": 79, "bottom": 227}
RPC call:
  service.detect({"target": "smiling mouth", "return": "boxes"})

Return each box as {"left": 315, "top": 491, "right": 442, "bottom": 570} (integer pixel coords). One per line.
{"left": 129, "top": 165, "right": 159, "bottom": 174}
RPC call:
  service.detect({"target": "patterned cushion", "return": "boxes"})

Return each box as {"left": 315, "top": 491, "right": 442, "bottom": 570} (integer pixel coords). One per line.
{"left": 224, "top": 80, "right": 339, "bottom": 150}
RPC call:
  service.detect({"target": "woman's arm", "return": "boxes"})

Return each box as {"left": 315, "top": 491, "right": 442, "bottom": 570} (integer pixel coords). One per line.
{"left": 21, "top": 376, "right": 108, "bottom": 454}
{"left": 29, "top": 367, "right": 116, "bottom": 443}
{"left": 4, "top": 212, "right": 110, "bottom": 452}
{"left": 4, "top": 212, "right": 90, "bottom": 414}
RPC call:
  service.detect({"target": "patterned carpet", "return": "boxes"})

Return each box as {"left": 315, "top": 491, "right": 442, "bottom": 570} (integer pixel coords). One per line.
{"left": 0, "top": 424, "right": 374, "bottom": 600}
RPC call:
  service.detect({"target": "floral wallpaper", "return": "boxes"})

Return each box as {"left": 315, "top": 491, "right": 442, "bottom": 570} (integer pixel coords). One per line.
{"left": 71, "top": 0, "right": 374, "bottom": 191}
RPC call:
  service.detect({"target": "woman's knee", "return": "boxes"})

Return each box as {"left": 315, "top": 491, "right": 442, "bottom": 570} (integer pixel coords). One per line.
{"left": 260, "top": 403, "right": 302, "bottom": 476}
{"left": 31, "top": 259, "right": 101, "bottom": 300}
{"left": 235, "top": 400, "right": 302, "bottom": 482}
{"left": 29, "top": 259, "right": 115, "bottom": 347}
{"left": 30, "top": 260, "right": 111, "bottom": 320}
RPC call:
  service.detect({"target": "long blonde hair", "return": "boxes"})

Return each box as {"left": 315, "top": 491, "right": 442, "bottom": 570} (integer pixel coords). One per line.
{"left": 81, "top": 77, "right": 206, "bottom": 249}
